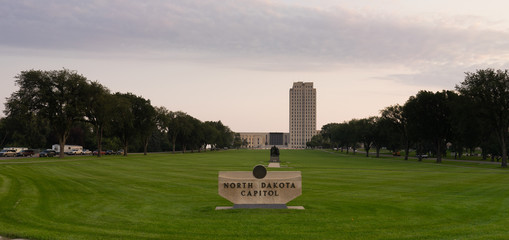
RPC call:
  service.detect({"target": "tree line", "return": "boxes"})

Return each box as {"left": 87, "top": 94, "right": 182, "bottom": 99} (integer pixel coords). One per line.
{"left": 308, "top": 69, "right": 509, "bottom": 168}
{"left": 1, "top": 69, "right": 236, "bottom": 158}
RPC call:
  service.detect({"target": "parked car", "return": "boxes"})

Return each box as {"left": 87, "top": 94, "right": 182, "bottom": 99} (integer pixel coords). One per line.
{"left": 116, "top": 149, "right": 124, "bottom": 155}
{"left": 0, "top": 149, "right": 16, "bottom": 157}
{"left": 67, "top": 149, "right": 83, "bottom": 155}
{"left": 17, "top": 149, "right": 35, "bottom": 157}
{"left": 82, "top": 149, "right": 92, "bottom": 155}
{"left": 93, "top": 150, "right": 106, "bottom": 155}
{"left": 105, "top": 150, "right": 114, "bottom": 155}
{"left": 39, "top": 150, "right": 57, "bottom": 157}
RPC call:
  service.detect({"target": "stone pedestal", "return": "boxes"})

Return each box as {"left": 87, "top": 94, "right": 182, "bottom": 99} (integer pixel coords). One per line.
{"left": 268, "top": 162, "right": 280, "bottom": 168}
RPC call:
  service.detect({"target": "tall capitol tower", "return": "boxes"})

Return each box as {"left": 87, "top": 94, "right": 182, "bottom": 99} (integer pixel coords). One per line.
{"left": 289, "top": 82, "right": 317, "bottom": 148}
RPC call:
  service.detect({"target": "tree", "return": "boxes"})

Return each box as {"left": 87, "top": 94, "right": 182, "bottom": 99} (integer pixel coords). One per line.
{"left": 330, "top": 123, "right": 349, "bottom": 152}
{"left": 307, "top": 134, "right": 327, "bottom": 149}
{"left": 0, "top": 118, "right": 9, "bottom": 147}
{"left": 372, "top": 117, "right": 394, "bottom": 158}
{"left": 168, "top": 111, "right": 187, "bottom": 153}
{"left": 232, "top": 133, "right": 242, "bottom": 149}
{"left": 179, "top": 115, "right": 203, "bottom": 152}
{"left": 83, "top": 81, "right": 112, "bottom": 157}
{"left": 357, "top": 117, "right": 377, "bottom": 157}
{"left": 346, "top": 119, "right": 362, "bottom": 154}
{"left": 207, "top": 121, "right": 234, "bottom": 149}
{"left": 6, "top": 69, "right": 89, "bottom": 158}
{"left": 457, "top": 69, "right": 509, "bottom": 167}
{"left": 111, "top": 93, "right": 136, "bottom": 156}
{"left": 320, "top": 123, "right": 340, "bottom": 149}
{"left": 131, "top": 95, "right": 157, "bottom": 155}
{"left": 447, "top": 93, "right": 483, "bottom": 159}
{"left": 404, "top": 90, "right": 452, "bottom": 163}
{"left": 2, "top": 106, "right": 50, "bottom": 149}
{"left": 110, "top": 93, "right": 156, "bottom": 156}
{"left": 381, "top": 105, "right": 410, "bottom": 159}
{"left": 155, "top": 106, "right": 172, "bottom": 151}
{"left": 203, "top": 121, "right": 220, "bottom": 150}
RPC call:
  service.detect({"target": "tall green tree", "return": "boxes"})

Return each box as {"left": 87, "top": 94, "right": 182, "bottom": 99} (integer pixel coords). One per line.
{"left": 321, "top": 123, "right": 340, "bottom": 150}
{"left": 381, "top": 105, "right": 410, "bottom": 159}
{"left": 179, "top": 115, "right": 204, "bottom": 152}
{"left": 357, "top": 117, "right": 377, "bottom": 157}
{"left": 155, "top": 106, "right": 173, "bottom": 151}
{"left": 83, "top": 81, "right": 112, "bottom": 157}
{"left": 203, "top": 121, "right": 220, "bottom": 150}
{"left": 110, "top": 93, "right": 156, "bottom": 156}
{"left": 131, "top": 95, "right": 157, "bottom": 155}
{"left": 447, "top": 93, "right": 483, "bottom": 159}
{"left": 0, "top": 118, "right": 9, "bottom": 147}
{"left": 307, "top": 134, "right": 326, "bottom": 149}
{"left": 346, "top": 119, "right": 362, "bottom": 154}
{"left": 6, "top": 69, "right": 89, "bottom": 158}
{"left": 111, "top": 93, "right": 136, "bottom": 156}
{"left": 372, "top": 117, "right": 395, "bottom": 158}
{"left": 404, "top": 90, "right": 452, "bottom": 163}
{"left": 2, "top": 106, "right": 50, "bottom": 149}
{"left": 330, "top": 123, "right": 349, "bottom": 152}
{"left": 207, "top": 121, "right": 233, "bottom": 149}
{"left": 457, "top": 69, "right": 509, "bottom": 167}
{"left": 232, "top": 133, "right": 242, "bottom": 149}
{"left": 169, "top": 111, "right": 187, "bottom": 153}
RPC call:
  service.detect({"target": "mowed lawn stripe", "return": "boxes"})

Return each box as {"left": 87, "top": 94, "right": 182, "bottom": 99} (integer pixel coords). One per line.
{"left": 0, "top": 150, "right": 509, "bottom": 239}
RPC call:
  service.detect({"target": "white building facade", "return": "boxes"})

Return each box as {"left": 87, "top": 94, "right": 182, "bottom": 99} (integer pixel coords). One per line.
{"left": 289, "top": 82, "right": 317, "bottom": 148}
{"left": 238, "top": 132, "right": 289, "bottom": 149}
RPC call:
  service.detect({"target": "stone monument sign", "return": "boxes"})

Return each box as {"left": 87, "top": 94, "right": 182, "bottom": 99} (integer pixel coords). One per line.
{"left": 216, "top": 165, "right": 303, "bottom": 209}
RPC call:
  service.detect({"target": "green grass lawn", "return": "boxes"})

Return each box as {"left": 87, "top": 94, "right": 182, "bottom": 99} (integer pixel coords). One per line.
{"left": 1, "top": 150, "right": 509, "bottom": 239}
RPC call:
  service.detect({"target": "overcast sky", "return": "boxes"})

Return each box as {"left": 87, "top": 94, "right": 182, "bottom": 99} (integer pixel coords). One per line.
{"left": 2, "top": 0, "right": 509, "bottom": 132}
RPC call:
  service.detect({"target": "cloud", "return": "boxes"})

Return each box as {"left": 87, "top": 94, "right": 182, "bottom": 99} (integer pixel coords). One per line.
{"left": 2, "top": 0, "right": 509, "bottom": 86}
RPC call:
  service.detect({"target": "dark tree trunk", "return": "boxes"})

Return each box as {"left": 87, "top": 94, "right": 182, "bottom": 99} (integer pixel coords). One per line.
{"left": 436, "top": 140, "right": 442, "bottom": 163}
{"left": 96, "top": 126, "right": 103, "bottom": 158}
{"left": 495, "top": 126, "right": 508, "bottom": 167}
{"left": 59, "top": 137, "right": 66, "bottom": 158}
{"left": 172, "top": 136, "right": 177, "bottom": 154}
{"left": 143, "top": 136, "right": 149, "bottom": 155}
{"left": 123, "top": 139, "right": 128, "bottom": 156}
{"left": 404, "top": 141, "right": 410, "bottom": 160}
{"left": 501, "top": 135, "right": 507, "bottom": 167}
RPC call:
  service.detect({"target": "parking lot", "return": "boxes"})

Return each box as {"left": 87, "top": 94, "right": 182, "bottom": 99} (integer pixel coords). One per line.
{"left": 0, "top": 154, "right": 91, "bottom": 160}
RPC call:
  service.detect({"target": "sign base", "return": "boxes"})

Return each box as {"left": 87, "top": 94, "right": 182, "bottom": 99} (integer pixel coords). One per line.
{"left": 234, "top": 204, "right": 288, "bottom": 209}
{"left": 216, "top": 205, "right": 304, "bottom": 210}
